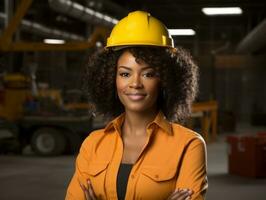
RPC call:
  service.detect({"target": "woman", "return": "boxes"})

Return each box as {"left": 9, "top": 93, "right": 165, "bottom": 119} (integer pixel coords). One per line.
{"left": 66, "top": 11, "right": 207, "bottom": 200}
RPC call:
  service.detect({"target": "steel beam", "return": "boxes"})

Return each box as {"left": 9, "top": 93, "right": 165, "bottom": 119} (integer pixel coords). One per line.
{"left": 0, "top": 0, "right": 33, "bottom": 50}
{"left": 3, "top": 27, "right": 109, "bottom": 51}
{"left": 8, "top": 42, "right": 96, "bottom": 51}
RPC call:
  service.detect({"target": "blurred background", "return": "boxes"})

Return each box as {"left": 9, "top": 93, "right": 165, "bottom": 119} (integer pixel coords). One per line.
{"left": 0, "top": 0, "right": 266, "bottom": 200}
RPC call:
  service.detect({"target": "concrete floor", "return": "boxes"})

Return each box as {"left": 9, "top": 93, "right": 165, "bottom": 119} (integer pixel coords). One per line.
{"left": 0, "top": 127, "right": 266, "bottom": 200}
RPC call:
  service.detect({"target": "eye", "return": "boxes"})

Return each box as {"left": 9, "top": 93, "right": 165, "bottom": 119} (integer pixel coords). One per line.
{"left": 119, "top": 72, "right": 130, "bottom": 77}
{"left": 143, "top": 71, "right": 157, "bottom": 78}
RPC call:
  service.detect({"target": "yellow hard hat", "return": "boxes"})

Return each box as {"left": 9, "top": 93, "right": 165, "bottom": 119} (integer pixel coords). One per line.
{"left": 106, "top": 11, "right": 174, "bottom": 49}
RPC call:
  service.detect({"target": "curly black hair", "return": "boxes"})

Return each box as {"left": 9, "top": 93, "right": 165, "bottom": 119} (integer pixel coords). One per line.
{"left": 84, "top": 46, "right": 198, "bottom": 123}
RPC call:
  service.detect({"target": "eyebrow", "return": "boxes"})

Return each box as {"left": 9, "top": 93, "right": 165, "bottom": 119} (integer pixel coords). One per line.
{"left": 117, "top": 66, "right": 154, "bottom": 71}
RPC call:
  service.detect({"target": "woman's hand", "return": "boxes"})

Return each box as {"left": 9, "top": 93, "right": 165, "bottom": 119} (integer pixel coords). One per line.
{"left": 167, "top": 188, "right": 193, "bottom": 200}
{"left": 79, "top": 180, "right": 97, "bottom": 200}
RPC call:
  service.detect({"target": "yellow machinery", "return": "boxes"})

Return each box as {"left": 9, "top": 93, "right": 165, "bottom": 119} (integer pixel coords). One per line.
{"left": 0, "top": 73, "right": 93, "bottom": 156}
{"left": 0, "top": 73, "right": 31, "bottom": 121}
{"left": 0, "top": 73, "right": 63, "bottom": 120}
{"left": 0, "top": 72, "right": 67, "bottom": 120}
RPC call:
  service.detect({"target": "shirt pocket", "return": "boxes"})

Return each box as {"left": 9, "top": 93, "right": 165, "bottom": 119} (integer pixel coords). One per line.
{"left": 142, "top": 166, "right": 176, "bottom": 181}
{"left": 137, "top": 166, "right": 176, "bottom": 200}
{"left": 81, "top": 161, "right": 109, "bottom": 200}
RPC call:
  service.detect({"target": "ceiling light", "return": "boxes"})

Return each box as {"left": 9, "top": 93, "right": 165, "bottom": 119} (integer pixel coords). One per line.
{"left": 168, "top": 29, "right": 196, "bottom": 36}
{"left": 112, "top": 19, "right": 119, "bottom": 24}
{"left": 95, "top": 12, "right": 104, "bottom": 19}
{"left": 104, "top": 15, "right": 112, "bottom": 22}
{"left": 96, "top": 41, "right": 102, "bottom": 47}
{"left": 202, "top": 7, "right": 243, "bottom": 15}
{"left": 43, "top": 39, "right": 65, "bottom": 44}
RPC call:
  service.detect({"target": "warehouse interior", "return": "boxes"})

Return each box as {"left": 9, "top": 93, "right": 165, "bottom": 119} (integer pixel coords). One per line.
{"left": 0, "top": 0, "right": 266, "bottom": 200}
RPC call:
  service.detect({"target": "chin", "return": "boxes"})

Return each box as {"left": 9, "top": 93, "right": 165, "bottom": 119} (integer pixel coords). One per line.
{"left": 124, "top": 103, "right": 156, "bottom": 113}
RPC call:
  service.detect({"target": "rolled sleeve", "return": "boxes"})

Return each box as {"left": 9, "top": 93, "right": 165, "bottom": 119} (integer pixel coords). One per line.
{"left": 65, "top": 137, "right": 92, "bottom": 200}
{"left": 176, "top": 137, "right": 208, "bottom": 200}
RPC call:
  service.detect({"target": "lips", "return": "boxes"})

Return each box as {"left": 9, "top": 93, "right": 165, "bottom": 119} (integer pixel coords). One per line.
{"left": 125, "top": 93, "right": 147, "bottom": 101}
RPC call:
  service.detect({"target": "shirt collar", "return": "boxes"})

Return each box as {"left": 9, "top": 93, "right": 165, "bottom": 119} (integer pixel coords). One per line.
{"left": 104, "top": 113, "right": 125, "bottom": 133}
{"left": 150, "top": 111, "right": 173, "bottom": 135}
{"left": 104, "top": 111, "right": 173, "bottom": 135}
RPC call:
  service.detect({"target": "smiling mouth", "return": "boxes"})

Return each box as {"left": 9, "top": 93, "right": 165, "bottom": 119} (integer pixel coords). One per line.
{"left": 126, "top": 93, "right": 147, "bottom": 101}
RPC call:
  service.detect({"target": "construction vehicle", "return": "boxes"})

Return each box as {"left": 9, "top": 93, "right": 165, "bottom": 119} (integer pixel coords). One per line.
{"left": 0, "top": 73, "right": 95, "bottom": 156}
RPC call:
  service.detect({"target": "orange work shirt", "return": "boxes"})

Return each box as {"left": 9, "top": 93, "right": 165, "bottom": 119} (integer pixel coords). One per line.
{"left": 66, "top": 111, "right": 208, "bottom": 200}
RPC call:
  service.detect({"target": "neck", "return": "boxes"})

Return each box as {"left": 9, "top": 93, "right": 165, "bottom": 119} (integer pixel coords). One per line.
{"left": 123, "top": 108, "right": 158, "bottom": 136}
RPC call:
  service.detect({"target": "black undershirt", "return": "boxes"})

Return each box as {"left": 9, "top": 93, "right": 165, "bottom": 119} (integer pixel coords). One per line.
{"left": 117, "top": 163, "right": 133, "bottom": 200}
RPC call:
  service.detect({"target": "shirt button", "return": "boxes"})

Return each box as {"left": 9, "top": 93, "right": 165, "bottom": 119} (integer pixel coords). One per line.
{"left": 131, "top": 174, "right": 135, "bottom": 179}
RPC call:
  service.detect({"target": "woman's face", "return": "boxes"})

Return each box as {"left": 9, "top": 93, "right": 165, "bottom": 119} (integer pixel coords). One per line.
{"left": 116, "top": 50, "right": 160, "bottom": 113}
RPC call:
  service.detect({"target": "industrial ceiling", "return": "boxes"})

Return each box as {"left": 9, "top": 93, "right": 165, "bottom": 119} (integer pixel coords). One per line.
{"left": 0, "top": 0, "right": 265, "bottom": 54}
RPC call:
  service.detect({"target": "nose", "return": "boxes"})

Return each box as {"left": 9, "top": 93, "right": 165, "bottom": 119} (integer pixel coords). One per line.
{"left": 129, "top": 74, "right": 143, "bottom": 89}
